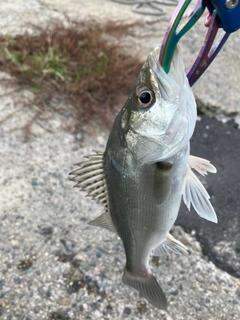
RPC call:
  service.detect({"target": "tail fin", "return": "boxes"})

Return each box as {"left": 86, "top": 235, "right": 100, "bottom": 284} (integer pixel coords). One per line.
{"left": 122, "top": 270, "right": 167, "bottom": 310}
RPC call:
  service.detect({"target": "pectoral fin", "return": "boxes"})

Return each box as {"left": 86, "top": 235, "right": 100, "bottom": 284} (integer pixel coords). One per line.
{"left": 152, "top": 233, "right": 188, "bottom": 256}
{"left": 183, "top": 162, "right": 218, "bottom": 223}
{"left": 154, "top": 162, "right": 173, "bottom": 204}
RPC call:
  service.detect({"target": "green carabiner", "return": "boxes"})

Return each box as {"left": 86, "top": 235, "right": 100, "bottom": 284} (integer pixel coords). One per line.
{"left": 159, "top": 0, "right": 205, "bottom": 73}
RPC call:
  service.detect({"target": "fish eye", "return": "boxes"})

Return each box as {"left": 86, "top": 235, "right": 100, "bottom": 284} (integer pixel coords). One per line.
{"left": 136, "top": 87, "right": 154, "bottom": 109}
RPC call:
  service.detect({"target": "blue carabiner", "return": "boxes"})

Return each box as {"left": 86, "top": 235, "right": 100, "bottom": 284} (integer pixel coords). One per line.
{"left": 206, "top": 0, "right": 240, "bottom": 33}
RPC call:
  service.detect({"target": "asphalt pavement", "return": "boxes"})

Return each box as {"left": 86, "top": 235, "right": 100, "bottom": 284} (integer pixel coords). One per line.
{"left": 177, "top": 115, "right": 240, "bottom": 278}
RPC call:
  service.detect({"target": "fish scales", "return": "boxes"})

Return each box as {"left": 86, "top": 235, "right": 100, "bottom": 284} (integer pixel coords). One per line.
{"left": 70, "top": 46, "right": 218, "bottom": 310}
{"left": 104, "top": 153, "right": 186, "bottom": 270}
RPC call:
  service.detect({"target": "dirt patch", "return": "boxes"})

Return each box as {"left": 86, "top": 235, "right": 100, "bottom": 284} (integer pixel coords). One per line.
{"left": 0, "top": 19, "right": 143, "bottom": 138}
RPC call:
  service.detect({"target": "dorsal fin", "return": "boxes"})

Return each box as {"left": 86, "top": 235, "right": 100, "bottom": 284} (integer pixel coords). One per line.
{"left": 69, "top": 151, "right": 109, "bottom": 210}
{"left": 70, "top": 151, "right": 118, "bottom": 233}
{"left": 89, "top": 212, "right": 117, "bottom": 234}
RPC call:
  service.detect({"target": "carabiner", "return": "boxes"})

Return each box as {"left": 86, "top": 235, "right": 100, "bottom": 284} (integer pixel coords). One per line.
{"left": 159, "top": 0, "right": 205, "bottom": 74}
{"left": 187, "top": 9, "right": 230, "bottom": 86}
{"left": 206, "top": 0, "right": 240, "bottom": 33}
{"left": 159, "top": 0, "right": 232, "bottom": 86}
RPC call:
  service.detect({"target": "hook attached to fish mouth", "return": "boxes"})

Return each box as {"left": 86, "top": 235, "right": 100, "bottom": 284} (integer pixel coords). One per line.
{"left": 159, "top": 0, "right": 232, "bottom": 86}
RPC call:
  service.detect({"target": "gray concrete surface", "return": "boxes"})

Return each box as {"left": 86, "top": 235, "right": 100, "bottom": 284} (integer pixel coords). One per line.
{"left": 0, "top": 1, "right": 240, "bottom": 319}
{"left": 1, "top": 89, "right": 240, "bottom": 320}
{"left": 39, "top": 0, "right": 240, "bottom": 123}
{"left": 1, "top": 0, "right": 239, "bottom": 121}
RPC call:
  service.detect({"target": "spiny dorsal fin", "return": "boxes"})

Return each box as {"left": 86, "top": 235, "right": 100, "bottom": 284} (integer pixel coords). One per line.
{"left": 69, "top": 151, "right": 109, "bottom": 210}
{"left": 152, "top": 233, "right": 188, "bottom": 256}
{"left": 183, "top": 165, "right": 218, "bottom": 223}
{"left": 189, "top": 155, "right": 217, "bottom": 176}
{"left": 70, "top": 151, "right": 117, "bottom": 234}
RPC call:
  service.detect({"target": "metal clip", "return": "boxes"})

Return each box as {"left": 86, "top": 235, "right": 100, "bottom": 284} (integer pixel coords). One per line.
{"left": 159, "top": 0, "right": 231, "bottom": 86}
{"left": 159, "top": 0, "right": 205, "bottom": 74}
{"left": 187, "top": 9, "right": 230, "bottom": 86}
{"left": 206, "top": 0, "right": 240, "bottom": 33}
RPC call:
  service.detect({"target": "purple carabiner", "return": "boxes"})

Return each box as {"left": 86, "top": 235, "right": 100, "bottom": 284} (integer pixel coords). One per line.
{"left": 187, "top": 9, "right": 230, "bottom": 86}
{"left": 160, "top": 0, "right": 230, "bottom": 86}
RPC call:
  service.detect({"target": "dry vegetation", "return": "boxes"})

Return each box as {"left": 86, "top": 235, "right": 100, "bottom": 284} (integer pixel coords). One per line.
{"left": 0, "top": 20, "right": 143, "bottom": 137}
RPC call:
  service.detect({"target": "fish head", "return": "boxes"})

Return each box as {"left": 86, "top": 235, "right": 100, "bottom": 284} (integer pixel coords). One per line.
{"left": 120, "top": 46, "right": 197, "bottom": 164}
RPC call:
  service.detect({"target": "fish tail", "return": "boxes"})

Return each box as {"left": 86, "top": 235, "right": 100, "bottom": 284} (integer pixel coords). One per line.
{"left": 122, "top": 269, "right": 167, "bottom": 310}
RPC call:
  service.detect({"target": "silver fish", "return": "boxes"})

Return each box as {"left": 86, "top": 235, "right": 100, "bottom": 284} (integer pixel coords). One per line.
{"left": 70, "top": 46, "right": 217, "bottom": 310}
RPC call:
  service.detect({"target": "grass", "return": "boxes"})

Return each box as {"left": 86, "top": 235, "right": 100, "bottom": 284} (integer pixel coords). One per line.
{"left": 0, "top": 20, "right": 143, "bottom": 138}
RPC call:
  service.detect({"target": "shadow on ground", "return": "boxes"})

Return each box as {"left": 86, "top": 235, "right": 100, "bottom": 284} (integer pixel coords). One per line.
{"left": 177, "top": 115, "right": 240, "bottom": 278}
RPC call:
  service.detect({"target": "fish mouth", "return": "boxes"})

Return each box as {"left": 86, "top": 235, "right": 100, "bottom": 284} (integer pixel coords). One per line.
{"left": 147, "top": 47, "right": 184, "bottom": 103}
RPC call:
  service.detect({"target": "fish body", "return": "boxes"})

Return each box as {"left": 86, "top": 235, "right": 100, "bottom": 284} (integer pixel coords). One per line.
{"left": 104, "top": 141, "right": 189, "bottom": 308}
{"left": 70, "top": 46, "right": 217, "bottom": 309}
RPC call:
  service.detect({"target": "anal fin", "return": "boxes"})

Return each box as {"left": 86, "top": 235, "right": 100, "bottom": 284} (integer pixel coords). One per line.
{"left": 152, "top": 233, "right": 188, "bottom": 256}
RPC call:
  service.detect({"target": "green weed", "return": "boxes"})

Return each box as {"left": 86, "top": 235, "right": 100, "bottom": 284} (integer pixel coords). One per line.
{"left": 0, "top": 20, "right": 143, "bottom": 137}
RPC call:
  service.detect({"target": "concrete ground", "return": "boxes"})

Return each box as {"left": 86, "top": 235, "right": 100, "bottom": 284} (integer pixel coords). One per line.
{"left": 0, "top": 1, "right": 240, "bottom": 319}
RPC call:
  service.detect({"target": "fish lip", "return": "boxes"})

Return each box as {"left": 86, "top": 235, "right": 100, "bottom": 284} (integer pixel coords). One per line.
{"left": 148, "top": 47, "right": 184, "bottom": 103}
